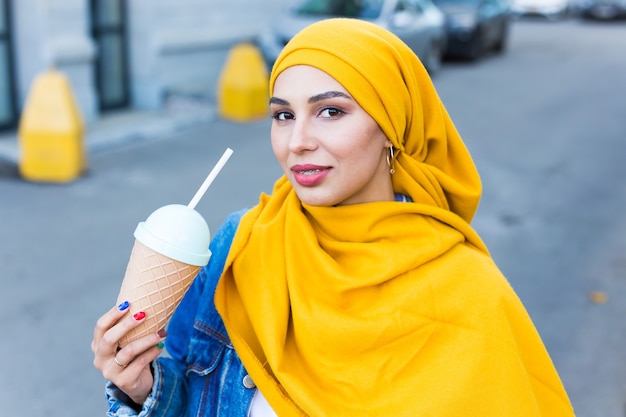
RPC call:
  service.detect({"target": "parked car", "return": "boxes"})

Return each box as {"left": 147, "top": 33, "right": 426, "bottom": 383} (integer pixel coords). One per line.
{"left": 256, "top": 0, "right": 448, "bottom": 75}
{"left": 511, "top": 0, "right": 572, "bottom": 19}
{"left": 432, "top": 0, "right": 512, "bottom": 60}
{"left": 576, "top": 0, "right": 626, "bottom": 19}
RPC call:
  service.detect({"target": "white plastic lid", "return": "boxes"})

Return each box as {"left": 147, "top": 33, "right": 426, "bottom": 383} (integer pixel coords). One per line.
{"left": 134, "top": 204, "right": 211, "bottom": 266}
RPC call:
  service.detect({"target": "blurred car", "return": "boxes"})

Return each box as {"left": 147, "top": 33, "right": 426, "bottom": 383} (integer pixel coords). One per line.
{"left": 511, "top": 0, "right": 572, "bottom": 19}
{"left": 576, "top": 0, "right": 626, "bottom": 19}
{"left": 257, "top": 0, "right": 448, "bottom": 75}
{"left": 432, "top": 0, "right": 512, "bottom": 60}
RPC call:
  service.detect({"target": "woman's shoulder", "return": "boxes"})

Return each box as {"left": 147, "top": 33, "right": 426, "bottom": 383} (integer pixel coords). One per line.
{"left": 223, "top": 207, "right": 249, "bottom": 226}
{"left": 209, "top": 207, "right": 250, "bottom": 253}
{"left": 200, "top": 207, "right": 251, "bottom": 286}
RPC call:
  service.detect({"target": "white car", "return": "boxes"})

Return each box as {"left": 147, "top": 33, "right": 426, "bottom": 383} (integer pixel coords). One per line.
{"left": 257, "top": 0, "right": 448, "bottom": 75}
{"left": 511, "top": 0, "right": 572, "bottom": 19}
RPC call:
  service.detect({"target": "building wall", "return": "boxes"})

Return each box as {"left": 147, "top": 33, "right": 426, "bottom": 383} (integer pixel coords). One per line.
{"left": 13, "top": 0, "right": 97, "bottom": 123}
{"left": 9, "top": 0, "right": 290, "bottom": 126}
{"left": 127, "top": 0, "right": 291, "bottom": 109}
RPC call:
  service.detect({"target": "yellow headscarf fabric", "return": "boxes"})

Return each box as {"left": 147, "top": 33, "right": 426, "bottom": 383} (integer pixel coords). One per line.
{"left": 215, "top": 18, "right": 574, "bottom": 416}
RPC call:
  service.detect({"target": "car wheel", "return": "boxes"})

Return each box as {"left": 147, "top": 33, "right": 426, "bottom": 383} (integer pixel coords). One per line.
{"left": 423, "top": 38, "right": 444, "bottom": 75}
{"left": 466, "top": 29, "right": 484, "bottom": 61}
{"left": 493, "top": 21, "right": 509, "bottom": 53}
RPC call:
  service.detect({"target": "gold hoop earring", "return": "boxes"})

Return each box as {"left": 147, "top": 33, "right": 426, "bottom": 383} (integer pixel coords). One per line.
{"left": 386, "top": 146, "right": 396, "bottom": 174}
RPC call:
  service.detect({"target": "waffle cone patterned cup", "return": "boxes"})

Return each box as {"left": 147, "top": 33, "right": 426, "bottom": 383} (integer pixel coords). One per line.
{"left": 115, "top": 204, "right": 211, "bottom": 348}
{"left": 117, "top": 240, "right": 202, "bottom": 347}
{"left": 114, "top": 151, "right": 232, "bottom": 347}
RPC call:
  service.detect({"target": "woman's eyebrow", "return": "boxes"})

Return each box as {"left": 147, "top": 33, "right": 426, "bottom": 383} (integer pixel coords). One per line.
{"left": 269, "top": 91, "right": 351, "bottom": 106}
{"left": 308, "top": 91, "right": 351, "bottom": 103}
{"left": 269, "top": 97, "right": 289, "bottom": 105}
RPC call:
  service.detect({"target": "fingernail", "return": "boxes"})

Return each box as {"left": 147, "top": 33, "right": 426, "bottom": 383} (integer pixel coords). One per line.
{"left": 117, "top": 301, "right": 129, "bottom": 311}
{"left": 156, "top": 342, "right": 165, "bottom": 349}
{"left": 157, "top": 329, "right": 168, "bottom": 338}
{"left": 133, "top": 311, "right": 146, "bottom": 321}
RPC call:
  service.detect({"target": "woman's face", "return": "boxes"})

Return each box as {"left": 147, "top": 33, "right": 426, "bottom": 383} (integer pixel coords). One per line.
{"left": 270, "top": 65, "right": 394, "bottom": 206}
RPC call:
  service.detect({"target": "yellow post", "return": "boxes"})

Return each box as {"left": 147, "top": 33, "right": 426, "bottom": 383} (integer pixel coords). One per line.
{"left": 18, "top": 68, "right": 86, "bottom": 183}
{"left": 217, "top": 43, "right": 269, "bottom": 122}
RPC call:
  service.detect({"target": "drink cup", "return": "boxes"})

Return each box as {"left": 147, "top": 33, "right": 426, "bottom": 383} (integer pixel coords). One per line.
{"left": 116, "top": 204, "right": 211, "bottom": 347}
{"left": 115, "top": 147, "right": 232, "bottom": 348}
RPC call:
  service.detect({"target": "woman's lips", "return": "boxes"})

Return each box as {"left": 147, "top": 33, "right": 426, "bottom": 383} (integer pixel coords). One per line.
{"left": 291, "top": 164, "right": 331, "bottom": 186}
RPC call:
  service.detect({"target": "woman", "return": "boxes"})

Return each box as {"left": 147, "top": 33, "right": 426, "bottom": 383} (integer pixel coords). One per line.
{"left": 92, "top": 18, "right": 575, "bottom": 416}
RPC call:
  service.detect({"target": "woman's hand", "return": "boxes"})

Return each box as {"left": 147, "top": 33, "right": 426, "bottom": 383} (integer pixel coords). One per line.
{"left": 91, "top": 301, "right": 167, "bottom": 406}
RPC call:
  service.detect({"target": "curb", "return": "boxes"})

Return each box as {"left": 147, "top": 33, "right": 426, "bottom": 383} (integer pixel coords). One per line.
{"left": 0, "top": 106, "right": 216, "bottom": 170}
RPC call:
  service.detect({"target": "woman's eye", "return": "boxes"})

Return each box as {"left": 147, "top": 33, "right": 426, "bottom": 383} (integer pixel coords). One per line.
{"left": 319, "top": 107, "right": 343, "bottom": 118}
{"left": 273, "top": 111, "right": 294, "bottom": 121}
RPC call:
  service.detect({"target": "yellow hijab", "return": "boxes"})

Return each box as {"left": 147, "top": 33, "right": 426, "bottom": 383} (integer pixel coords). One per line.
{"left": 215, "top": 18, "right": 574, "bottom": 416}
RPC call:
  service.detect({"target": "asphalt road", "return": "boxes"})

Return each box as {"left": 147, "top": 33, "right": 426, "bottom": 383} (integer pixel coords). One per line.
{"left": 1, "top": 18, "right": 625, "bottom": 417}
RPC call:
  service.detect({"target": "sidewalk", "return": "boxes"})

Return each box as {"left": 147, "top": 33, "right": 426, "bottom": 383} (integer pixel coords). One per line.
{"left": 0, "top": 103, "right": 216, "bottom": 168}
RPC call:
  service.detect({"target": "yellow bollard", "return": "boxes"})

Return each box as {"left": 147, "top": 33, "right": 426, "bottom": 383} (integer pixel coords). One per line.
{"left": 18, "top": 68, "right": 86, "bottom": 183}
{"left": 217, "top": 43, "right": 269, "bottom": 122}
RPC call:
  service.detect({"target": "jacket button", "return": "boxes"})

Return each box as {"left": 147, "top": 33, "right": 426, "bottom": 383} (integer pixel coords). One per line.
{"left": 243, "top": 374, "right": 256, "bottom": 389}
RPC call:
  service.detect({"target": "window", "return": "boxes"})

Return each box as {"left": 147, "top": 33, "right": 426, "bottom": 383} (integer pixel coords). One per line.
{"left": 90, "top": 0, "right": 129, "bottom": 111}
{"left": 0, "top": 0, "right": 17, "bottom": 130}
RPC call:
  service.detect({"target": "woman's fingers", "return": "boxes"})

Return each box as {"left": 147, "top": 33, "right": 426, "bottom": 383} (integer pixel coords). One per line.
{"left": 115, "top": 340, "right": 165, "bottom": 379}
{"left": 102, "top": 310, "right": 147, "bottom": 351}
{"left": 109, "top": 341, "right": 166, "bottom": 405}
{"left": 93, "top": 301, "right": 150, "bottom": 372}
{"left": 113, "top": 328, "right": 168, "bottom": 372}
{"left": 101, "top": 331, "right": 167, "bottom": 388}
{"left": 91, "top": 301, "right": 131, "bottom": 353}
{"left": 92, "top": 302, "right": 168, "bottom": 405}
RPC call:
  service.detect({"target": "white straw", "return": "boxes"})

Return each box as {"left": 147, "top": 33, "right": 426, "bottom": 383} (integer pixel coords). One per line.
{"left": 188, "top": 148, "right": 234, "bottom": 209}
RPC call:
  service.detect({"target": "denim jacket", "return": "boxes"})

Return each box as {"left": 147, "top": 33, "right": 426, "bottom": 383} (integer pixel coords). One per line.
{"left": 105, "top": 208, "right": 254, "bottom": 417}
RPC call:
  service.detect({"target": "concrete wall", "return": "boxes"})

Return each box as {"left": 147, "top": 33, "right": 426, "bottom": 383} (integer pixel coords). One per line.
{"left": 127, "top": 0, "right": 290, "bottom": 110}
{"left": 13, "top": 0, "right": 97, "bottom": 123}
{"left": 9, "top": 0, "right": 291, "bottom": 125}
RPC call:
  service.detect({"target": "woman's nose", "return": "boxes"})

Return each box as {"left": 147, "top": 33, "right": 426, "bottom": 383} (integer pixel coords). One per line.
{"left": 288, "top": 119, "right": 318, "bottom": 153}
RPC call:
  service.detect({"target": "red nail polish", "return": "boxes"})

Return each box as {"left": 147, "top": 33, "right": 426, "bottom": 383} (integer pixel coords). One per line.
{"left": 133, "top": 311, "right": 146, "bottom": 321}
